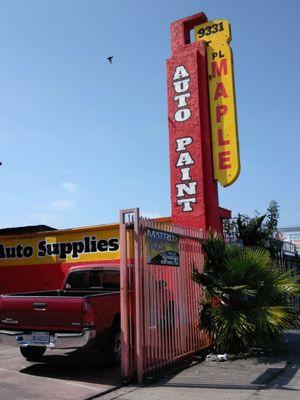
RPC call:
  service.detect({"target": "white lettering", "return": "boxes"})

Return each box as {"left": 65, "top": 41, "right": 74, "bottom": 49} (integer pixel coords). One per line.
{"left": 171, "top": 65, "right": 197, "bottom": 213}
{"left": 173, "top": 79, "right": 191, "bottom": 94}
{"left": 176, "top": 137, "right": 192, "bottom": 151}
{"left": 180, "top": 167, "right": 191, "bottom": 181}
{"left": 176, "top": 152, "right": 194, "bottom": 167}
{"left": 174, "top": 93, "right": 191, "bottom": 107}
{"left": 177, "top": 198, "right": 196, "bottom": 212}
{"left": 173, "top": 65, "right": 189, "bottom": 80}
{"left": 172, "top": 65, "right": 191, "bottom": 123}
{"left": 175, "top": 108, "right": 191, "bottom": 122}
{"left": 176, "top": 182, "right": 197, "bottom": 197}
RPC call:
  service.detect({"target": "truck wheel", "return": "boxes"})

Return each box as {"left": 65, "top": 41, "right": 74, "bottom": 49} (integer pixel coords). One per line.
{"left": 106, "top": 327, "right": 121, "bottom": 366}
{"left": 20, "top": 346, "right": 46, "bottom": 361}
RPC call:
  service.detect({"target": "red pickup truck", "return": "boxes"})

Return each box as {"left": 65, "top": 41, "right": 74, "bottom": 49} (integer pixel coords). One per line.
{"left": 0, "top": 265, "right": 121, "bottom": 364}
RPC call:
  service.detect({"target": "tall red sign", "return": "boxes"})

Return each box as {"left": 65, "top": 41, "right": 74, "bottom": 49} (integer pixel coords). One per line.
{"left": 167, "top": 12, "right": 224, "bottom": 231}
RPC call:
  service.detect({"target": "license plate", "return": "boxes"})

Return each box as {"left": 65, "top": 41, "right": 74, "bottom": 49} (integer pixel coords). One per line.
{"left": 31, "top": 332, "right": 49, "bottom": 344}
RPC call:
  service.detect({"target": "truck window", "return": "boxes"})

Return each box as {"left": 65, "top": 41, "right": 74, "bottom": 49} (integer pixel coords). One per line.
{"left": 89, "top": 270, "right": 103, "bottom": 289}
{"left": 102, "top": 271, "right": 120, "bottom": 291}
{"left": 65, "top": 271, "right": 90, "bottom": 290}
{"left": 64, "top": 269, "right": 120, "bottom": 291}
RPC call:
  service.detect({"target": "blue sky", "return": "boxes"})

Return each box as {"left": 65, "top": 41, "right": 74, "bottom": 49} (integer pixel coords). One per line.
{"left": 0, "top": 0, "right": 299, "bottom": 229}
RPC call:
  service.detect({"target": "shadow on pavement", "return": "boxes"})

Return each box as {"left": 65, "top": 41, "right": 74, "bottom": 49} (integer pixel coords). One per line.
{"left": 159, "top": 370, "right": 283, "bottom": 391}
{"left": 19, "top": 348, "right": 121, "bottom": 387}
{"left": 158, "top": 364, "right": 299, "bottom": 391}
{"left": 158, "top": 330, "right": 300, "bottom": 392}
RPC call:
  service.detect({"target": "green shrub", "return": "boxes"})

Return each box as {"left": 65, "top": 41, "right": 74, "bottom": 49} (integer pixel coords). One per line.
{"left": 193, "top": 233, "right": 300, "bottom": 354}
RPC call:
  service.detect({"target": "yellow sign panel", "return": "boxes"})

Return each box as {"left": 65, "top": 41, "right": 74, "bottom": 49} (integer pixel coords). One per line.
{"left": 195, "top": 19, "right": 231, "bottom": 43}
{"left": 195, "top": 19, "right": 240, "bottom": 187}
{"left": 0, "top": 225, "right": 120, "bottom": 267}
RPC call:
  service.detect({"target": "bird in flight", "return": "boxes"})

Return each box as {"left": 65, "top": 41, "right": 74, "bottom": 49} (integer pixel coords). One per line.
{"left": 107, "top": 56, "right": 114, "bottom": 64}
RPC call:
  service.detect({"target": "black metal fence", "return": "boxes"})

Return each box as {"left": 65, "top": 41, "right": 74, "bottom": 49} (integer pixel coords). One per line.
{"left": 265, "top": 239, "right": 300, "bottom": 313}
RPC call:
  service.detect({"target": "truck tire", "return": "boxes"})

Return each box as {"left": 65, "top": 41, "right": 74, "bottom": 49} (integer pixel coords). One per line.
{"left": 20, "top": 346, "right": 46, "bottom": 361}
{"left": 106, "top": 326, "right": 121, "bottom": 366}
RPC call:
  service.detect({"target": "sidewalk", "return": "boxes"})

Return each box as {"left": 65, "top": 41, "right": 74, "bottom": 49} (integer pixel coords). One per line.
{"left": 99, "top": 329, "right": 300, "bottom": 400}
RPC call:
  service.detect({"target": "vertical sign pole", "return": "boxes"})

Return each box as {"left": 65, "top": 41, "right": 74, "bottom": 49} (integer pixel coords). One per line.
{"left": 167, "top": 13, "right": 221, "bottom": 231}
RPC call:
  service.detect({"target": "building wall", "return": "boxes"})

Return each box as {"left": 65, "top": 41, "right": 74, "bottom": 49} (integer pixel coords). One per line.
{"left": 277, "top": 227, "right": 300, "bottom": 252}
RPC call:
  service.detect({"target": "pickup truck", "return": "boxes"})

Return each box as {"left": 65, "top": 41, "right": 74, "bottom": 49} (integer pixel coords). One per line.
{"left": 0, "top": 265, "right": 121, "bottom": 364}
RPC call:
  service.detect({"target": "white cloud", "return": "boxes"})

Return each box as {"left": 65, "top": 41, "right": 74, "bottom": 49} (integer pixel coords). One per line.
{"left": 60, "top": 182, "right": 77, "bottom": 193}
{"left": 51, "top": 200, "right": 74, "bottom": 210}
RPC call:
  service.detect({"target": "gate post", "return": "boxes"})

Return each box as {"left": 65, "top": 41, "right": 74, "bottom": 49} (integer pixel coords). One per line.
{"left": 120, "top": 208, "right": 144, "bottom": 383}
{"left": 132, "top": 208, "right": 144, "bottom": 384}
{"left": 120, "top": 210, "right": 130, "bottom": 380}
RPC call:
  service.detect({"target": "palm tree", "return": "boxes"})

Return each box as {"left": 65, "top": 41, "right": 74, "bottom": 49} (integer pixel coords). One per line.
{"left": 192, "top": 233, "right": 300, "bottom": 354}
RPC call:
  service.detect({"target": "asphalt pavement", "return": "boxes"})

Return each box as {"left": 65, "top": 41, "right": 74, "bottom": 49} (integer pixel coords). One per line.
{"left": 0, "top": 330, "right": 299, "bottom": 400}
{"left": 0, "top": 345, "right": 121, "bottom": 400}
{"left": 100, "top": 329, "right": 300, "bottom": 400}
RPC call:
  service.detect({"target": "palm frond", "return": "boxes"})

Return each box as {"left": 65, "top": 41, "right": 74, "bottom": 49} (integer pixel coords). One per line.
{"left": 271, "top": 270, "right": 300, "bottom": 297}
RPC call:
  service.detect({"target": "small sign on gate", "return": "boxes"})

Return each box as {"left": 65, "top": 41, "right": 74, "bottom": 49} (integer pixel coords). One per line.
{"left": 146, "top": 228, "right": 180, "bottom": 266}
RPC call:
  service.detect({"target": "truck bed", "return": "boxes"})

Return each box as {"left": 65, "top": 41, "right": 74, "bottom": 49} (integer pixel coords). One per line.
{"left": 0, "top": 290, "right": 120, "bottom": 333}
{"left": 0, "top": 266, "right": 121, "bottom": 353}
{"left": 5, "top": 289, "right": 119, "bottom": 297}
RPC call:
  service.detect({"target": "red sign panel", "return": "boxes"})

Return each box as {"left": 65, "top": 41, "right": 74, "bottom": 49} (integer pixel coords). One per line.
{"left": 167, "top": 13, "right": 221, "bottom": 231}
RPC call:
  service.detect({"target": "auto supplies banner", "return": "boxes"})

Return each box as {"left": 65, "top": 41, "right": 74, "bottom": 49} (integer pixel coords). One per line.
{"left": 0, "top": 225, "right": 120, "bottom": 266}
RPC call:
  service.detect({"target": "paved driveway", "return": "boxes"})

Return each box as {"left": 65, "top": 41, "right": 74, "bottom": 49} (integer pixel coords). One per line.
{"left": 0, "top": 344, "right": 121, "bottom": 400}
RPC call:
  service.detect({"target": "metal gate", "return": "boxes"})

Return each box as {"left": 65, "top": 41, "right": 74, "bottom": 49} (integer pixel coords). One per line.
{"left": 120, "top": 208, "right": 211, "bottom": 383}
